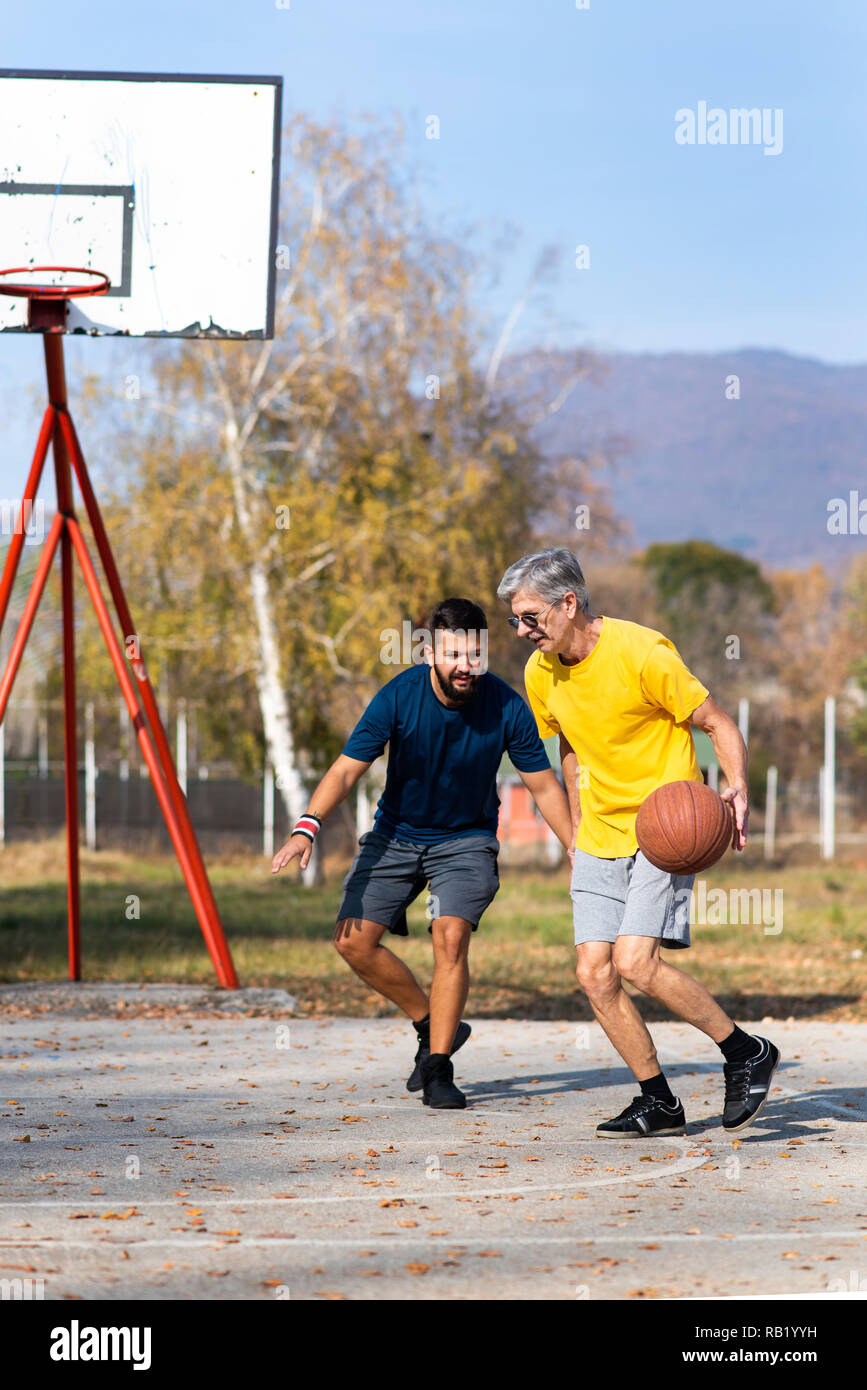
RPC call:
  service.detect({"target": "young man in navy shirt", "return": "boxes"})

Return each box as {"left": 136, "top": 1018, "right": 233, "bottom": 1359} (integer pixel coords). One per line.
{"left": 272, "top": 598, "right": 574, "bottom": 1108}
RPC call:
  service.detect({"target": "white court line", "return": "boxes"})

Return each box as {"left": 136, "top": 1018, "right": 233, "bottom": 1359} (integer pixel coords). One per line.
{"left": 774, "top": 1084, "right": 866, "bottom": 1121}
{"left": 0, "top": 1228, "right": 866, "bottom": 1251}
{"left": 0, "top": 1147, "right": 710, "bottom": 1208}
{"left": 0, "top": 1134, "right": 669, "bottom": 1146}
{"left": 0, "top": 1123, "right": 700, "bottom": 1134}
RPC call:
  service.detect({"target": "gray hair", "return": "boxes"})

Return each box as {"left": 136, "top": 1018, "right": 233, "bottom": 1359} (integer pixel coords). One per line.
{"left": 496, "top": 547, "right": 590, "bottom": 612}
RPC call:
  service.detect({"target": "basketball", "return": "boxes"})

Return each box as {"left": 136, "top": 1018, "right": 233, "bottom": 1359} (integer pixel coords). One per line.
{"left": 635, "top": 779, "right": 735, "bottom": 874}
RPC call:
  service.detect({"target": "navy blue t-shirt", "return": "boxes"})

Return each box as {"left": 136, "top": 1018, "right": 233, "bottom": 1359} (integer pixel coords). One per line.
{"left": 342, "top": 664, "right": 550, "bottom": 844}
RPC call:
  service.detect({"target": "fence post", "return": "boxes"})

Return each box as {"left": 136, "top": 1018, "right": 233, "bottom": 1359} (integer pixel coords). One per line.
{"left": 764, "top": 765, "right": 777, "bottom": 860}
{"left": 38, "top": 711, "right": 48, "bottom": 779}
{"left": 85, "top": 701, "right": 96, "bottom": 851}
{"left": 822, "top": 696, "right": 836, "bottom": 860}
{"left": 176, "top": 698, "right": 187, "bottom": 797}
{"left": 119, "top": 699, "right": 130, "bottom": 781}
{"left": 737, "top": 698, "right": 750, "bottom": 746}
{"left": 118, "top": 699, "right": 129, "bottom": 844}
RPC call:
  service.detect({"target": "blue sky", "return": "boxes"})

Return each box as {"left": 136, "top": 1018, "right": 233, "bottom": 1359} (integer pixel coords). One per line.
{"left": 1, "top": 0, "right": 865, "bottom": 497}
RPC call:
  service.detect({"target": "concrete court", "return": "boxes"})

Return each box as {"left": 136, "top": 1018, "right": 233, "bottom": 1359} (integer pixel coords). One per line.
{"left": 1, "top": 994, "right": 865, "bottom": 1301}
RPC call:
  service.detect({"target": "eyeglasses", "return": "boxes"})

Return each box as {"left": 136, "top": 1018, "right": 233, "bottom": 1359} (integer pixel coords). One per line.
{"left": 507, "top": 597, "right": 563, "bottom": 631}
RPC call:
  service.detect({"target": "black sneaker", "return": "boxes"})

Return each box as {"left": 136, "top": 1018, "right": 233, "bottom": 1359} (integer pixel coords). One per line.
{"left": 421, "top": 1053, "right": 466, "bottom": 1109}
{"left": 407, "top": 1019, "right": 471, "bottom": 1092}
{"left": 722, "top": 1035, "right": 781, "bottom": 1132}
{"left": 596, "top": 1094, "right": 686, "bottom": 1138}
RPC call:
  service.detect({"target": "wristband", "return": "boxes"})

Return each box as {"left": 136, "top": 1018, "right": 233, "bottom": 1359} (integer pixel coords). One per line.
{"left": 292, "top": 813, "right": 321, "bottom": 844}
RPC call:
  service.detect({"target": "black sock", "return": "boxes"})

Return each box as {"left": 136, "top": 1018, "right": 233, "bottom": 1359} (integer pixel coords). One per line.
{"left": 718, "top": 1026, "right": 761, "bottom": 1066}
{"left": 413, "top": 1014, "right": 430, "bottom": 1034}
{"left": 639, "top": 1072, "right": 676, "bottom": 1106}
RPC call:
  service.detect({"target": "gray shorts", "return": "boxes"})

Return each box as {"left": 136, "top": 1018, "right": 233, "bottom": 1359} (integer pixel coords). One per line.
{"left": 570, "top": 846, "right": 694, "bottom": 950}
{"left": 337, "top": 830, "right": 500, "bottom": 936}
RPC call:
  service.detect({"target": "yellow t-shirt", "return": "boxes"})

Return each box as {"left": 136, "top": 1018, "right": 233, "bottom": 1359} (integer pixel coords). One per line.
{"left": 524, "top": 616, "right": 709, "bottom": 858}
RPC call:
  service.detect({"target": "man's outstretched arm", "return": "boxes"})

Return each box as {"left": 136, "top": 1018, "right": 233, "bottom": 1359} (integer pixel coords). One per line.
{"left": 271, "top": 753, "right": 372, "bottom": 873}
{"left": 517, "top": 766, "right": 575, "bottom": 856}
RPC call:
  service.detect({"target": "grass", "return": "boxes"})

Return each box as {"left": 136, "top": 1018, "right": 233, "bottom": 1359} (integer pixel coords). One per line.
{"left": 0, "top": 835, "right": 866, "bottom": 1020}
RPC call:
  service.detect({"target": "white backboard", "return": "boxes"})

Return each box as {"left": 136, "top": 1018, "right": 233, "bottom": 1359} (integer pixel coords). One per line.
{"left": 0, "top": 70, "right": 282, "bottom": 337}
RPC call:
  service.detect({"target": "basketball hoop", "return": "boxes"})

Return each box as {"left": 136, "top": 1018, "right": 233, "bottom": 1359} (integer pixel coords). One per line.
{"left": 0, "top": 265, "right": 110, "bottom": 331}
{"left": 0, "top": 265, "right": 111, "bottom": 299}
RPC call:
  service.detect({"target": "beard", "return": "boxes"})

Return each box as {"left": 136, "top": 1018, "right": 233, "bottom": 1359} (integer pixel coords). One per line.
{"left": 433, "top": 663, "right": 480, "bottom": 704}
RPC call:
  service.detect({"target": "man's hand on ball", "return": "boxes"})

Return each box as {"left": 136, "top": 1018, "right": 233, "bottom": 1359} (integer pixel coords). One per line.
{"left": 721, "top": 784, "right": 749, "bottom": 851}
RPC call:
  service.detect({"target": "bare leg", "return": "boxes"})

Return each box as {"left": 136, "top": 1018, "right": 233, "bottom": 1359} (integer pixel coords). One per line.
{"left": 429, "top": 916, "right": 473, "bottom": 1054}
{"left": 576, "top": 941, "right": 662, "bottom": 1081}
{"left": 612, "top": 936, "right": 734, "bottom": 1042}
{"left": 333, "top": 917, "right": 429, "bottom": 1021}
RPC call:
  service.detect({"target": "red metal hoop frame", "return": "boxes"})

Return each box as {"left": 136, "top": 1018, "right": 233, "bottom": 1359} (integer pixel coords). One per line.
{"left": 0, "top": 255, "right": 238, "bottom": 987}
{"left": 0, "top": 265, "right": 111, "bottom": 299}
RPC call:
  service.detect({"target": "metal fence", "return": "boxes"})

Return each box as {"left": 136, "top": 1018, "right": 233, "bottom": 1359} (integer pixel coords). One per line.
{"left": 0, "top": 698, "right": 865, "bottom": 862}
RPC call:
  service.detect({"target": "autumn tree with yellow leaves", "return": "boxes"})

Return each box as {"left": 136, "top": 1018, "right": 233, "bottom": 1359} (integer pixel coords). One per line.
{"left": 65, "top": 114, "right": 607, "bottom": 835}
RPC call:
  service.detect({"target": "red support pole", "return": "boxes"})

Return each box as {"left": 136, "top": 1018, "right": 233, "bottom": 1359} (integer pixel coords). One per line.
{"left": 57, "top": 409, "right": 238, "bottom": 988}
{"left": 0, "top": 406, "right": 55, "bottom": 632}
{"left": 0, "top": 280, "right": 238, "bottom": 990}
{"left": 0, "top": 512, "right": 64, "bottom": 724}
{"left": 44, "top": 335, "right": 83, "bottom": 981}
{"left": 64, "top": 515, "right": 238, "bottom": 989}
{"left": 58, "top": 522, "right": 81, "bottom": 980}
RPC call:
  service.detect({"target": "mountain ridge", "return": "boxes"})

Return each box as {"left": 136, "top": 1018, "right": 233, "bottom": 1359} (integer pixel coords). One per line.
{"left": 527, "top": 346, "right": 867, "bottom": 570}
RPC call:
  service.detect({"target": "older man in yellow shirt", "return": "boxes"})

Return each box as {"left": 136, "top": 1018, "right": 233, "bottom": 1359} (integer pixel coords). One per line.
{"left": 498, "top": 547, "right": 781, "bottom": 1137}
